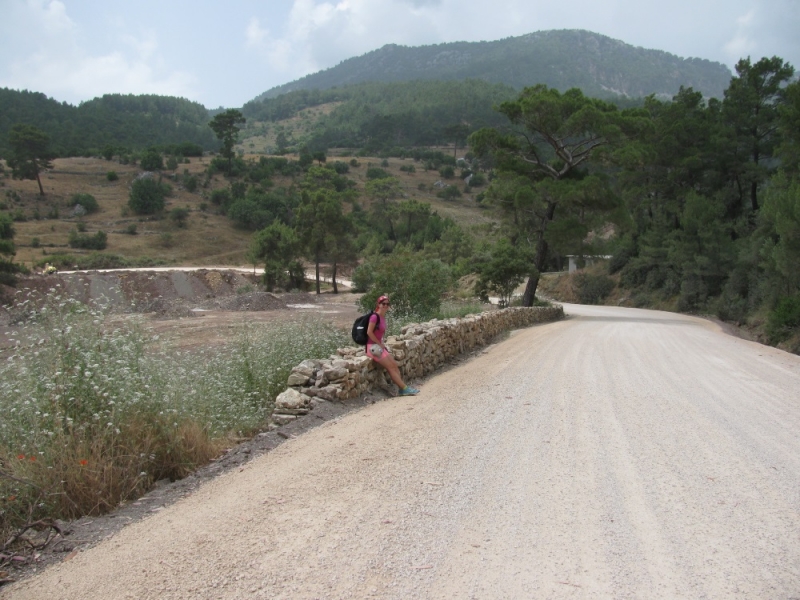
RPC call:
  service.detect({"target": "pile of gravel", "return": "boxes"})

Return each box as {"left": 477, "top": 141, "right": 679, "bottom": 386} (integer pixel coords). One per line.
{"left": 213, "top": 292, "right": 288, "bottom": 312}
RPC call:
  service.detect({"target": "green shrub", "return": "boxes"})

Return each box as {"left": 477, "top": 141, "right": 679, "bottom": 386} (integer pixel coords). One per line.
{"left": 183, "top": 174, "right": 199, "bottom": 193}
{"left": 574, "top": 273, "right": 615, "bottom": 305}
{"left": 70, "top": 192, "right": 99, "bottom": 214}
{"left": 69, "top": 230, "right": 108, "bottom": 250}
{"left": 677, "top": 275, "right": 708, "bottom": 313}
{"left": 436, "top": 185, "right": 462, "bottom": 200}
{"left": 169, "top": 207, "right": 190, "bottom": 228}
{"left": 128, "top": 177, "right": 169, "bottom": 215}
{"left": 106, "top": 171, "right": 119, "bottom": 182}
{"left": 766, "top": 295, "right": 800, "bottom": 343}
{"left": 468, "top": 172, "right": 486, "bottom": 187}
{"left": 210, "top": 188, "right": 232, "bottom": 210}
{"left": 366, "top": 167, "right": 389, "bottom": 180}
{"left": 331, "top": 161, "right": 350, "bottom": 174}
{"left": 139, "top": 149, "right": 164, "bottom": 171}
{"left": 608, "top": 248, "right": 631, "bottom": 274}
{"left": 620, "top": 257, "right": 656, "bottom": 287}
{"left": 715, "top": 291, "right": 748, "bottom": 325}
{"left": 357, "top": 250, "right": 452, "bottom": 320}
{"left": 126, "top": 223, "right": 138, "bottom": 235}
{"left": 439, "top": 165, "right": 455, "bottom": 179}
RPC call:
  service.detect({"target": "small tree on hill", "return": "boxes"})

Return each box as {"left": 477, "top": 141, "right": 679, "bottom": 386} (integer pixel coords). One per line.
{"left": 139, "top": 149, "right": 164, "bottom": 172}
{"left": 250, "top": 220, "right": 304, "bottom": 291}
{"left": 209, "top": 109, "right": 245, "bottom": 173}
{"left": 7, "top": 124, "right": 54, "bottom": 196}
{"left": 128, "top": 178, "right": 169, "bottom": 215}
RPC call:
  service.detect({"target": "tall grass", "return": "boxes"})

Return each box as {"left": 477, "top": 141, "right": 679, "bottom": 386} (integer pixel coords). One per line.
{"left": 0, "top": 291, "right": 348, "bottom": 540}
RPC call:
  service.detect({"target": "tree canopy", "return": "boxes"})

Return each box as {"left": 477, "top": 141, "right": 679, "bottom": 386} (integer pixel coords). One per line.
{"left": 471, "top": 85, "right": 641, "bottom": 304}
{"left": 6, "top": 123, "right": 54, "bottom": 195}
{"left": 209, "top": 109, "right": 246, "bottom": 172}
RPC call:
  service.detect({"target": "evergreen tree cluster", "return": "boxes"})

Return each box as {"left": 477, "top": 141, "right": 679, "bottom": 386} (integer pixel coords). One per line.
{"left": 243, "top": 79, "right": 517, "bottom": 152}
{"left": 0, "top": 90, "right": 217, "bottom": 157}
{"left": 469, "top": 55, "right": 800, "bottom": 347}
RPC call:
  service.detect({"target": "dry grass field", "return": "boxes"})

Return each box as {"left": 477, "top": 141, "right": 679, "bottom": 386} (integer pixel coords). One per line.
{"left": 1, "top": 156, "right": 252, "bottom": 268}
{"left": 1, "top": 150, "right": 495, "bottom": 271}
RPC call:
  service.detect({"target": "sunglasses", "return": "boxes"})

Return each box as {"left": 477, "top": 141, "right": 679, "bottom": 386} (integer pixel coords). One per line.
{"left": 379, "top": 301, "right": 390, "bottom": 306}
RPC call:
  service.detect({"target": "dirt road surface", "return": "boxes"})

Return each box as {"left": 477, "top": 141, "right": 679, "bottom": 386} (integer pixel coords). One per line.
{"left": 4, "top": 304, "right": 800, "bottom": 599}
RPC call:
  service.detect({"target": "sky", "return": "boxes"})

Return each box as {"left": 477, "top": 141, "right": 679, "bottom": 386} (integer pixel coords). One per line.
{"left": 1, "top": 0, "right": 799, "bottom": 109}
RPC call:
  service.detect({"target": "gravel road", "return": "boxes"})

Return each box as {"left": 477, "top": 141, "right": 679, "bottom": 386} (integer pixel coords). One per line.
{"left": 4, "top": 304, "right": 800, "bottom": 599}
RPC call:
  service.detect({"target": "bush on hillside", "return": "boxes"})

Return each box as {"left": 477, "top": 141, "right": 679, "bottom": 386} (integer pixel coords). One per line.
{"left": 68, "top": 230, "right": 107, "bottom": 250}
{"left": 128, "top": 177, "right": 170, "bottom": 215}
{"left": 69, "top": 193, "right": 99, "bottom": 214}
{"left": 574, "top": 273, "right": 615, "bottom": 305}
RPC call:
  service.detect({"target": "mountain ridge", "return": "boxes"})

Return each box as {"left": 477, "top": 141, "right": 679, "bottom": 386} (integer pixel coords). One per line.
{"left": 254, "top": 29, "right": 732, "bottom": 103}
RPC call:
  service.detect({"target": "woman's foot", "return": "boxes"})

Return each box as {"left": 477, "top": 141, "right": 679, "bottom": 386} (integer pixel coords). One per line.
{"left": 399, "top": 386, "right": 420, "bottom": 396}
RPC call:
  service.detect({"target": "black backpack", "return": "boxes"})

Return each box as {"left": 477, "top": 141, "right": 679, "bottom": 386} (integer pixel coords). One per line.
{"left": 352, "top": 311, "right": 380, "bottom": 345}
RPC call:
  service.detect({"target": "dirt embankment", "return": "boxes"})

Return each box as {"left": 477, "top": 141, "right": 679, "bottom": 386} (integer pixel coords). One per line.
{"left": 0, "top": 268, "right": 364, "bottom": 355}
{"left": 3, "top": 269, "right": 277, "bottom": 318}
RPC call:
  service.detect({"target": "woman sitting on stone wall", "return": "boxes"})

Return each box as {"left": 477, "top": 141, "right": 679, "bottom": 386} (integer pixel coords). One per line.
{"left": 366, "top": 295, "right": 419, "bottom": 396}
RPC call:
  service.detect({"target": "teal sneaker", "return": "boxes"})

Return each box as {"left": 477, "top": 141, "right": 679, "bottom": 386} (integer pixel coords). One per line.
{"left": 399, "top": 386, "right": 419, "bottom": 396}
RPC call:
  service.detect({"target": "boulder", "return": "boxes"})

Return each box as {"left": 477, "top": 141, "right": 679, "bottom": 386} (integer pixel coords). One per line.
{"left": 275, "top": 388, "right": 310, "bottom": 411}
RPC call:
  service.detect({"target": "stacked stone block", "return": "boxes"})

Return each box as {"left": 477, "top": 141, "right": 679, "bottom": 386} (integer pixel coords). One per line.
{"left": 271, "top": 306, "right": 563, "bottom": 426}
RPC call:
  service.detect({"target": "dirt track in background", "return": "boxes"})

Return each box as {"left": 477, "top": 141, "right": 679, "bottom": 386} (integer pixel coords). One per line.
{"left": 4, "top": 303, "right": 800, "bottom": 599}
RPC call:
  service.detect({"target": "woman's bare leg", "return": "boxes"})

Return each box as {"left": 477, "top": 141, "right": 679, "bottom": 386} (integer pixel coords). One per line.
{"left": 376, "top": 355, "right": 406, "bottom": 389}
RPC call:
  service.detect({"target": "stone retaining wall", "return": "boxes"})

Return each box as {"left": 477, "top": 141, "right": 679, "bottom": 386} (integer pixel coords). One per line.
{"left": 270, "top": 305, "right": 563, "bottom": 427}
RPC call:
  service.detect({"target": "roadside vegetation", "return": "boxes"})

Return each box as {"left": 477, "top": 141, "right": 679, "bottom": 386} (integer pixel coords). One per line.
{"left": 0, "top": 291, "right": 348, "bottom": 544}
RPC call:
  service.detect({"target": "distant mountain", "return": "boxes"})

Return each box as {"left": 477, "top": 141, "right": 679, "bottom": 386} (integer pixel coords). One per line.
{"left": 255, "top": 29, "right": 732, "bottom": 102}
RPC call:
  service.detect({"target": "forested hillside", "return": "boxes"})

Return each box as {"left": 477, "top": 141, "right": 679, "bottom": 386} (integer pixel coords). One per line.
{"left": 242, "top": 79, "right": 518, "bottom": 153}
{"left": 0, "top": 90, "right": 217, "bottom": 157}
{"left": 256, "top": 29, "right": 732, "bottom": 102}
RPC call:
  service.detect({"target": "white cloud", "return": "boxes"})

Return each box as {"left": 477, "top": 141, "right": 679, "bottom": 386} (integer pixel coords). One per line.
{"left": 724, "top": 9, "right": 758, "bottom": 63}
{"left": 39, "top": 0, "right": 74, "bottom": 33}
{"left": 245, "top": 0, "right": 456, "bottom": 82}
{"left": 0, "top": 0, "right": 196, "bottom": 104}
